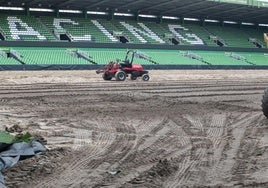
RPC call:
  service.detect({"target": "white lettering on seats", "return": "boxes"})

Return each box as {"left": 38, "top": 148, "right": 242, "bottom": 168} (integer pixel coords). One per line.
{"left": 7, "top": 16, "right": 46, "bottom": 40}
{"left": 91, "top": 20, "right": 118, "bottom": 42}
{"left": 168, "top": 25, "right": 204, "bottom": 45}
{"left": 53, "top": 18, "right": 91, "bottom": 41}
{"left": 120, "top": 22, "right": 165, "bottom": 44}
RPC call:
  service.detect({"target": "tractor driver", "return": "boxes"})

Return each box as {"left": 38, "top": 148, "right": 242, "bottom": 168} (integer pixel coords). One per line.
{"left": 107, "top": 61, "right": 114, "bottom": 70}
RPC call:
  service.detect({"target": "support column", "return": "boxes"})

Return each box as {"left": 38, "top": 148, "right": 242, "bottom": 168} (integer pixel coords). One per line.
{"left": 25, "top": 6, "right": 30, "bottom": 16}
{"left": 83, "top": 10, "right": 88, "bottom": 19}
{"left": 108, "top": 10, "right": 114, "bottom": 21}
{"left": 220, "top": 19, "right": 224, "bottom": 27}
{"left": 255, "top": 22, "right": 259, "bottom": 29}
{"left": 55, "top": 8, "right": 59, "bottom": 18}
{"left": 238, "top": 21, "right": 242, "bottom": 28}
{"left": 135, "top": 12, "right": 139, "bottom": 22}
{"left": 200, "top": 18, "right": 205, "bottom": 26}
{"left": 157, "top": 15, "right": 162, "bottom": 24}
{"left": 180, "top": 16, "right": 184, "bottom": 24}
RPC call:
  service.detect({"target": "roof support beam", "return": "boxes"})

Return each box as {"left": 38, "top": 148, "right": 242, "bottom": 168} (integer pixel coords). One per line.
{"left": 57, "top": 0, "right": 77, "bottom": 7}
{"left": 239, "top": 9, "right": 268, "bottom": 18}
{"left": 160, "top": 0, "right": 207, "bottom": 15}
{"left": 85, "top": 0, "right": 112, "bottom": 9}
{"left": 24, "top": 0, "right": 45, "bottom": 6}
{"left": 140, "top": 0, "right": 179, "bottom": 11}
{"left": 25, "top": 0, "right": 38, "bottom": 5}
{"left": 173, "top": 2, "right": 229, "bottom": 15}
{"left": 238, "top": 8, "right": 268, "bottom": 20}
{"left": 172, "top": 0, "right": 210, "bottom": 14}
{"left": 117, "top": 0, "right": 146, "bottom": 9}
{"left": 206, "top": 6, "right": 246, "bottom": 17}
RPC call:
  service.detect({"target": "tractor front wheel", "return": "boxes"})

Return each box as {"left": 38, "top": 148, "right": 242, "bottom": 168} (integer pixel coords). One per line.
{"left": 142, "top": 74, "right": 150, "bottom": 81}
{"left": 115, "top": 71, "right": 126, "bottom": 81}
{"left": 102, "top": 73, "right": 113, "bottom": 80}
{"left": 262, "top": 88, "right": 268, "bottom": 118}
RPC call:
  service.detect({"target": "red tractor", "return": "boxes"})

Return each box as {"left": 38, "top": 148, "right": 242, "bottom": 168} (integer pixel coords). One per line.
{"left": 96, "top": 50, "right": 157, "bottom": 81}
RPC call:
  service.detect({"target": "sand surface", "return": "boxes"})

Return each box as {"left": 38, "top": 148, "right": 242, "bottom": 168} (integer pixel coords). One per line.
{"left": 0, "top": 70, "right": 268, "bottom": 187}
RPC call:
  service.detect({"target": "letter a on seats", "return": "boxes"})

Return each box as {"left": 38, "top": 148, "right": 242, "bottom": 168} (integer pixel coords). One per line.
{"left": 8, "top": 16, "right": 46, "bottom": 40}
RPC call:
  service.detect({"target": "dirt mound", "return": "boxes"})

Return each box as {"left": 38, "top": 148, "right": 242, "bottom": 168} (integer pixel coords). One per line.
{"left": 3, "top": 148, "right": 71, "bottom": 188}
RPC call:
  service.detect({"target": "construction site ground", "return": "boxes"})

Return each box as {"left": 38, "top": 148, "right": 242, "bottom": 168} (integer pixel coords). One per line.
{"left": 0, "top": 70, "right": 268, "bottom": 188}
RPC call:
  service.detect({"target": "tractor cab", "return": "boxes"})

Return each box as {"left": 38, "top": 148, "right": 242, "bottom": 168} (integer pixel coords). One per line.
{"left": 120, "top": 59, "right": 132, "bottom": 68}
{"left": 120, "top": 50, "right": 136, "bottom": 68}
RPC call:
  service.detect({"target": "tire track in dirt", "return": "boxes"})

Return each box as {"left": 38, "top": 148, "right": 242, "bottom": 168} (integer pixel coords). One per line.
{"left": 72, "top": 129, "right": 93, "bottom": 150}
{"left": 164, "top": 116, "right": 208, "bottom": 187}
{"left": 208, "top": 114, "right": 226, "bottom": 147}
{"left": 33, "top": 117, "right": 135, "bottom": 188}
{"left": 206, "top": 112, "right": 261, "bottom": 186}
{"left": 109, "top": 117, "right": 193, "bottom": 187}
{"left": 1, "top": 71, "right": 267, "bottom": 188}
{"left": 0, "top": 79, "right": 267, "bottom": 95}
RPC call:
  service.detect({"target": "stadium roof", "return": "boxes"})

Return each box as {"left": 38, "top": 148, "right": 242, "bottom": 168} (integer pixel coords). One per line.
{"left": 1, "top": 0, "right": 268, "bottom": 23}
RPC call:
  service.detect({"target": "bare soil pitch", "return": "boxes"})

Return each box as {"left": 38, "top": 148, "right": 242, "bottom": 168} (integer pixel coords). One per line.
{"left": 0, "top": 70, "right": 268, "bottom": 188}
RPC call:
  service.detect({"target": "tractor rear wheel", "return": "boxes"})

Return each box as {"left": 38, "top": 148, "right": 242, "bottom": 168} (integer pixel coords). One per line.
{"left": 142, "top": 74, "right": 150, "bottom": 81}
{"left": 102, "top": 73, "right": 112, "bottom": 80}
{"left": 262, "top": 88, "right": 268, "bottom": 118}
{"left": 115, "top": 71, "right": 126, "bottom": 81}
